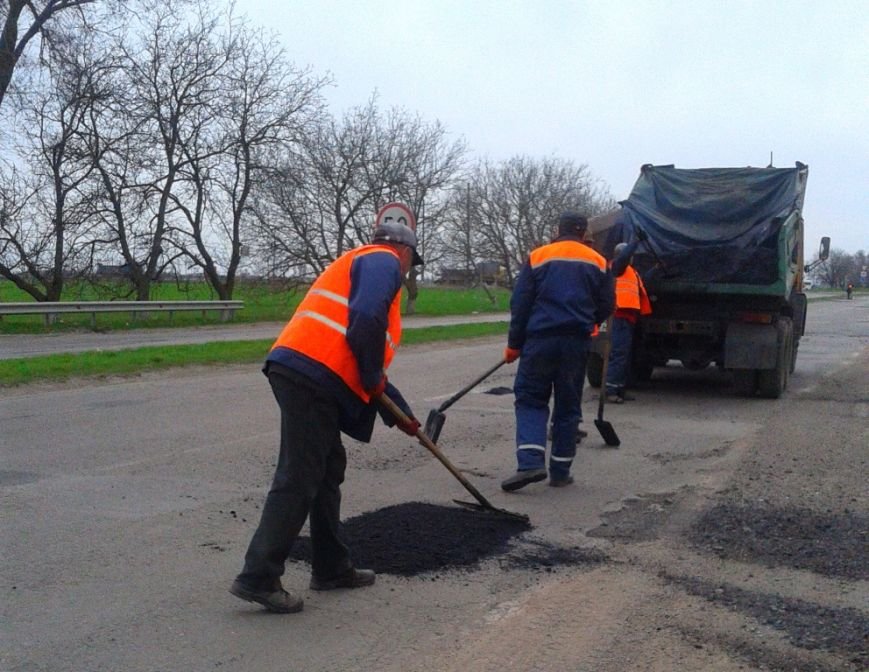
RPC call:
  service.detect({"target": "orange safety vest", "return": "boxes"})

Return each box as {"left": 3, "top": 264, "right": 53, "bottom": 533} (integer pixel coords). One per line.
{"left": 270, "top": 245, "right": 402, "bottom": 402}
{"left": 615, "top": 266, "right": 652, "bottom": 315}
{"left": 528, "top": 240, "right": 608, "bottom": 272}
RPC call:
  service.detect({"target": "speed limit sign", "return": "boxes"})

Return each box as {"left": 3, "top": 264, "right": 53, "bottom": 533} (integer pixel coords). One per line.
{"left": 375, "top": 202, "right": 416, "bottom": 232}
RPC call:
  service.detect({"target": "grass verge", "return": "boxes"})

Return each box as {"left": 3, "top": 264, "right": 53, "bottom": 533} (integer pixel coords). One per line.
{"left": 0, "top": 282, "right": 512, "bottom": 334}
{"left": 0, "top": 321, "right": 508, "bottom": 387}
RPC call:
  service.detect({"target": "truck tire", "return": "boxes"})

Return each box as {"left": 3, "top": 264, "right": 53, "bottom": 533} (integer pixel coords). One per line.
{"left": 790, "top": 336, "right": 800, "bottom": 374}
{"left": 632, "top": 360, "right": 654, "bottom": 383}
{"left": 732, "top": 369, "right": 758, "bottom": 396}
{"left": 586, "top": 352, "right": 604, "bottom": 388}
{"left": 757, "top": 318, "right": 793, "bottom": 399}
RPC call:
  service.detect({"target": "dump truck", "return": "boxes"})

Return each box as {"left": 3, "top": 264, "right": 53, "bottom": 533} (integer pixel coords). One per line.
{"left": 586, "top": 162, "right": 829, "bottom": 399}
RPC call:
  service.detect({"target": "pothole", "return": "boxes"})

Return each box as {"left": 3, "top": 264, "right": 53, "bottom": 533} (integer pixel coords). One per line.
{"left": 587, "top": 491, "right": 685, "bottom": 542}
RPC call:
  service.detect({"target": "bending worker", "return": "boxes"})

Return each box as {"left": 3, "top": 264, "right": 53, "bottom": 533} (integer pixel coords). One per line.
{"left": 230, "top": 208, "right": 423, "bottom": 614}
{"left": 502, "top": 211, "right": 614, "bottom": 491}
{"left": 605, "top": 241, "right": 653, "bottom": 403}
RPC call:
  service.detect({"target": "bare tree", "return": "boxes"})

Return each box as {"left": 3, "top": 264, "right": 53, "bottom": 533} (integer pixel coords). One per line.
{"left": 814, "top": 248, "right": 864, "bottom": 289}
{"left": 372, "top": 112, "right": 466, "bottom": 313}
{"left": 0, "top": 161, "right": 42, "bottom": 295}
{"left": 254, "top": 95, "right": 466, "bottom": 306}
{"left": 1, "top": 0, "right": 105, "bottom": 111}
{"left": 440, "top": 155, "right": 615, "bottom": 286}
{"left": 0, "top": 33, "right": 106, "bottom": 300}
{"left": 166, "top": 16, "right": 329, "bottom": 299}
{"left": 94, "top": 1, "right": 235, "bottom": 300}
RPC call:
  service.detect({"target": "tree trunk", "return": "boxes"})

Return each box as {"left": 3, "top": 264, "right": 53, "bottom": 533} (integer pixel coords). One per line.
{"left": 404, "top": 269, "right": 419, "bottom": 315}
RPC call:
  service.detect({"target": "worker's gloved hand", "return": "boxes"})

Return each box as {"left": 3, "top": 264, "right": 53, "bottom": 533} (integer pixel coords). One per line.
{"left": 376, "top": 381, "right": 415, "bottom": 427}
{"left": 366, "top": 375, "right": 388, "bottom": 398}
{"left": 397, "top": 416, "right": 421, "bottom": 437}
{"left": 635, "top": 227, "right": 648, "bottom": 242}
{"left": 504, "top": 347, "right": 521, "bottom": 363}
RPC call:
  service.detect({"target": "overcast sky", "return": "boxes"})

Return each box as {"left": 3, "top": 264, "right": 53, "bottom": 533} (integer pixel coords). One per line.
{"left": 233, "top": 0, "right": 867, "bottom": 255}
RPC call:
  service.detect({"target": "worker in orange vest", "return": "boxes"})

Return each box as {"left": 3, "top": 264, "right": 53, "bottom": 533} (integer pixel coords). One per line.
{"left": 231, "top": 206, "right": 423, "bottom": 614}
{"left": 501, "top": 212, "right": 614, "bottom": 491}
{"left": 605, "top": 242, "right": 653, "bottom": 403}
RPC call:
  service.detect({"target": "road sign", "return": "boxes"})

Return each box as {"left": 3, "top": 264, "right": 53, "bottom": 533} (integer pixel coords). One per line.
{"left": 375, "top": 202, "right": 416, "bottom": 232}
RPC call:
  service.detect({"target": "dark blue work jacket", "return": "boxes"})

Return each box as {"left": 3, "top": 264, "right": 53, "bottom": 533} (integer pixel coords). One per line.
{"left": 508, "top": 235, "right": 614, "bottom": 349}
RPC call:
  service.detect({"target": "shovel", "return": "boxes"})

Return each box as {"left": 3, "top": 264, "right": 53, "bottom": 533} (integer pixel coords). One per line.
{"left": 594, "top": 317, "right": 621, "bottom": 447}
{"left": 377, "top": 393, "right": 529, "bottom": 523}
{"left": 423, "top": 358, "right": 507, "bottom": 443}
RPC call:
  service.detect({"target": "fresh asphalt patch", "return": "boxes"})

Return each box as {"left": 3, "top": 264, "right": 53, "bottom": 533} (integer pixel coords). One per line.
{"left": 665, "top": 574, "right": 868, "bottom": 667}
{"left": 288, "top": 502, "right": 607, "bottom": 576}
{"left": 688, "top": 502, "right": 868, "bottom": 580}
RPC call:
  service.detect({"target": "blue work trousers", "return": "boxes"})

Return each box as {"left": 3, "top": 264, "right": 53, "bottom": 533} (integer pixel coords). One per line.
{"left": 605, "top": 317, "right": 634, "bottom": 394}
{"left": 514, "top": 334, "right": 588, "bottom": 480}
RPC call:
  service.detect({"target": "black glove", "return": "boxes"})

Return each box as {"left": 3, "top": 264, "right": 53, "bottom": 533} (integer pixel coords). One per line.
{"left": 635, "top": 227, "right": 648, "bottom": 242}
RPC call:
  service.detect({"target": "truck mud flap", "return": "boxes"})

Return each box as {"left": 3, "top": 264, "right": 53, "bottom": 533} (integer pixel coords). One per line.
{"left": 724, "top": 322, "right": 778, "bottom": 369}
{"left": 791, "top": 292, "right": 808, "bottom": 336}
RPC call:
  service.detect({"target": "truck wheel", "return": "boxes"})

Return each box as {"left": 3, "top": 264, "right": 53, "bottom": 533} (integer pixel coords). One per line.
{"left": 586, "top": 352, "right": 604, "bottom": 388}
{"left": 757, "top": 318, "right": 793, "bottom": 399}
{"left": 633, "top": 360, "right": 654, "bottom": 383}
{"left": 790, "top": 336, "right": 800, "bottom": 374}
{"left": 732, "top": 369, "right": 758, "bottom": 396}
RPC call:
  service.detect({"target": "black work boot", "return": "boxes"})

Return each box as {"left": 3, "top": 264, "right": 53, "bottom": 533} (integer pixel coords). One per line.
{"left": 230, "top": 578, "right": 303, "bottom": 613}
{"left": 501, "top": 468, "right": 547, "bottom": 492}
{"left": 310, "top": 567, "right": 376, "bottom": 591}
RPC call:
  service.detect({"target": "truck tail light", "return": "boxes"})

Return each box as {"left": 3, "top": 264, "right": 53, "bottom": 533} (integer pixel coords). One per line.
{"left": 737, "top": 312, "right": 774, "bottom": 324}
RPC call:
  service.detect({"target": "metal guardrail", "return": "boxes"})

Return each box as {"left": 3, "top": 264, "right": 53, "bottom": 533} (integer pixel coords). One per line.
{"left": 0, "top": 300, "right": 244, "bottom": 326}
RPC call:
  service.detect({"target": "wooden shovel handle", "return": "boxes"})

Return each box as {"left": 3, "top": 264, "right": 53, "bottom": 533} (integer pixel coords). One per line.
{"left": 377, "top": 393, "right": 496, "bottom": 510}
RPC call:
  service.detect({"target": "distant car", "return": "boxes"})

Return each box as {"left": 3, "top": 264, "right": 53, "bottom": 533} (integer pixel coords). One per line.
{"left": 803, "top": 280, "right": 814, "bottom": 290}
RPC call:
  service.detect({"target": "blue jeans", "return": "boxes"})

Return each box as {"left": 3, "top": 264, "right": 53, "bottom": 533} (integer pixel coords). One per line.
{"left": 606, "top": 317, "right": 634, "bottom": 395}
{"left": 513, "top": 334, "right": 588, "bottom": 480}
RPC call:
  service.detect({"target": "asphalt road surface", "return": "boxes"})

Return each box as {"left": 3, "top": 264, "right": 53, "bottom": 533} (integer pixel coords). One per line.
{"left": 2, "top": 296, "right": 867, "bottom": 672}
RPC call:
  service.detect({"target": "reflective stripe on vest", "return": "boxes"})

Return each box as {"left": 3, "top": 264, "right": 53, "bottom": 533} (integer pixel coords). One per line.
{"left": 615, "top": 266, "right": 643, "bottom": 310}
{"left": 529, "top": 240, "right": 608, "bottom": 272}
{"left": 271, "top": 245, "right": 402, "bottom": 401}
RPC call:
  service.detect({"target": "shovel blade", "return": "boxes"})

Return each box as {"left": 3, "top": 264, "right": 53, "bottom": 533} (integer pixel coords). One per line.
{"left": 594, "top": 418, "right": 621, "bottom": 447}
{"left": 424, "top": 409, "right": 446, "bottom": 444}
{"left": 452, "top": 500, "right": 530, "bottom": 523}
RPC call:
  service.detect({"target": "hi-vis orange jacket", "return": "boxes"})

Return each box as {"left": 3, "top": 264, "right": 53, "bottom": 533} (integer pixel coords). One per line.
{"left": 269, "top": 244, "right": 402, "bottom": 403}
{"left": 508, "top": 236, "right": 614, "bottom": 348}
{"left": 615, "top": 265, "right": 652, "bottom": 315}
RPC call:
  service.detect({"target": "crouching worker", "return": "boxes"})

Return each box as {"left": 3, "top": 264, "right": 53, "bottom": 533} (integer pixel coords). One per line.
{"left": 230, "top": 205, "right": 423, "bottom": 613}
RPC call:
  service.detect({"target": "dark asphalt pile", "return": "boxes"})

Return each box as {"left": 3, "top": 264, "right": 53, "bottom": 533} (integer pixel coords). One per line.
{"left": 288, "top": 502, "right": 531, "bottom": 576}
{"left": 289, "top": 502, "right": 609, "bottom": 577}
{"left": 666, "top": 574, "right": 868, "bottom": 668}
{"left": 688, "top": 503, "right": 868, "bottom": 580}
